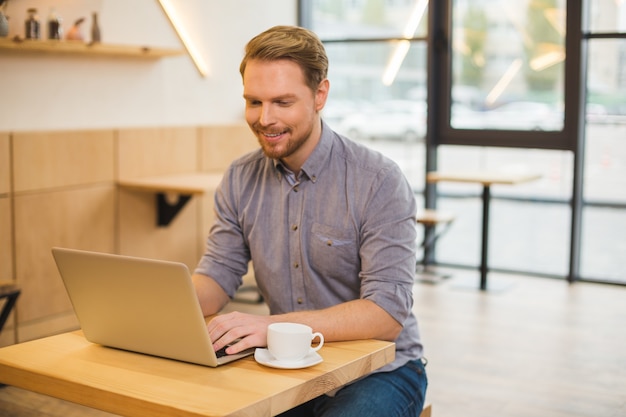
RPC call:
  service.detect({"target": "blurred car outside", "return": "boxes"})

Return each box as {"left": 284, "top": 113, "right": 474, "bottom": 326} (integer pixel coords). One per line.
{"left": 335, "top": 100, "right": 427, "bottom": 142}
{"left": 480, "top": 101, "right": 563, "bottom": 131}
{"left": 451, "top": 101, "right": 563, "bottom": 131}
{"left": 322, "top": 99, "right": 369, "bottom": 128}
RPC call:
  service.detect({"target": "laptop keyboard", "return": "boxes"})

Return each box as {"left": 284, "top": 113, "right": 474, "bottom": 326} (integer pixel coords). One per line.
{"left": 216, "top": 340, "right": 254, "bottom": 359}
{"left": 215, "top": 346, "right": 228, "bottom": 358}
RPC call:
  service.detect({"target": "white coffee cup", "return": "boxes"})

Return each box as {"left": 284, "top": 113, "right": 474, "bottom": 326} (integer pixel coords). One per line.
{"left": 267, "top": 322, "right": 324, "bottom": 363}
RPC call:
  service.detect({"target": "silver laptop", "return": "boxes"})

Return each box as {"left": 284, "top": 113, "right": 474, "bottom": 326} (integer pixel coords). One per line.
{"left": 51, "top": 247, "right": 254, "bottom": 367}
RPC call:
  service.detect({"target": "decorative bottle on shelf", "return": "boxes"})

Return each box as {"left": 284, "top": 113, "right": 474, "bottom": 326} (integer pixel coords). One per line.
{"left": 65, "top": 17, "right": 85, "bottom": 41}
{"left": 0, "top": 10, "right": 8, "bottom": 38}
{"left": 25, "top": 8, "right": 41, "bottom": 39}
{"left": 0, "top": 0, "right": 9, "bottom": 39}
{"left": 47, "top": 8, "right": 62, "bottom": 40}
{"left": 90, "top": 12, "right": 100, "bottom": 43}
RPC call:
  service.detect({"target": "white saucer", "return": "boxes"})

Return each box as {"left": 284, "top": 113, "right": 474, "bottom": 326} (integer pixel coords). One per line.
{"left": 254, "top": 348, "right": 323, "bottom": 369}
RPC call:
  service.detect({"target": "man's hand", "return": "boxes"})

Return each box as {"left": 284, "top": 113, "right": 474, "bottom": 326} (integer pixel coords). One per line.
{"left": 207, "top": 299, "right": 401, "bottom": 356}
{"left": 207, "top": 311, "right": 275, "bottom": 355}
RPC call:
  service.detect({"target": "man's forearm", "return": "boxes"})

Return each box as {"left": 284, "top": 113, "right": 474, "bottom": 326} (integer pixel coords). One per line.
{"left": 277, "top": 299, "right": 402, "bottom": 342}
{"left": 192, "top": 273, "right": 230, "bottom": 316}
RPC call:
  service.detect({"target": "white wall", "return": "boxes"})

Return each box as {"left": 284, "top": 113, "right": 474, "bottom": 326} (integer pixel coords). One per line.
{"left": 0, "top": 0, "right": 297, "bottom": 131}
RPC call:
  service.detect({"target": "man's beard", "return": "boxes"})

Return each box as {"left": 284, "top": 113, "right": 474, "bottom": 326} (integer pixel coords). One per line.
{"left": 256, "top": 125, "right": 312, "bottom": 161}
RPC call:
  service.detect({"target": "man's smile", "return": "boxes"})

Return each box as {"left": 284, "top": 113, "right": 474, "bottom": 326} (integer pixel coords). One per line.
{"left": 260, "top": 130, "right": 288, "bottom": 142}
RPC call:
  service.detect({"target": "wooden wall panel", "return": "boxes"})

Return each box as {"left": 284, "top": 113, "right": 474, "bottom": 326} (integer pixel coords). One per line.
{"left": 0, "top": 196, "right": 16, "bottom": 347}
{"left": 12, "top": 130, "right": 115, "bottom": 193}
{"left": 0, "top": 134, "right": 16, "bottom": 346}
{"left": 117, "top": 127, "right": 199, "bottom": 180}
{"left": 18, "top": 313, "right": 79, "bottom": 343}
{"left": 0, "top": 133, "right": 10, "bottom": 195}
{"left": 117, "top": 126, "right": 205, "bottom": 270}
{"left": 0, "top": 131, "right": 12, "bottom": 284}
{"left": 200, "top": 124, "right": 257, "bottom": 172}
{"left": 118, "top": 188, "right": 200, "bottom": 270}
{"left": 0, "top": 198, "right": 12, "bottom": 284}
{"left": 4, "top": 124, "right": 257, "bottom": 343}
{"left": 14, "top": 186, "right": 116, "bottom": 333}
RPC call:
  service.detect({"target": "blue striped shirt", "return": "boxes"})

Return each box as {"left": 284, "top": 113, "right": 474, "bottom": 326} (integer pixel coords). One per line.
{"left": 195, "top": 121, "right": 423, "bottom": 371}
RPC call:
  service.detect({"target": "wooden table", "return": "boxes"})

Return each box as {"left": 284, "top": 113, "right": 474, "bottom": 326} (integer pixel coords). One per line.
{"left": 0, "top": 331, "right": 395, "bottom": 417}
{"left": 427, "top": 171, "right": 541, "bottom": 291}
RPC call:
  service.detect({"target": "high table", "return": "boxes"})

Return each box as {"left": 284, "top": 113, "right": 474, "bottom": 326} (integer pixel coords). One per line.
{"left": 427, "top": 171, "right": 541, "bottom": 291}
{"left": 118, "top": 173, "right": 223, "bottom": 227}
{"left": 0, "top": 330, "right": 395, "bottom": 417}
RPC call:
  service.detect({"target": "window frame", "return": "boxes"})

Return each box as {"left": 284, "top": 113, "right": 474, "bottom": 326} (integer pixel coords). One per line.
{"left": 300, "top": 0, "right": 626, "bottom": 285}
{"left": 430, "top": 1, "right": 581, "bottom": 151}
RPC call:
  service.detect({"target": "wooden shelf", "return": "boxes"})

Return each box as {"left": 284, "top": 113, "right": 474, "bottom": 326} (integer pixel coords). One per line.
{"left": 426, "top": 171, "right": 541, "bottom": 186}
{"left": 118, "top": 173, "right": 223, "bottom": 195}
{"left": 0, "top": 38, "right": 183, "bottom": 59}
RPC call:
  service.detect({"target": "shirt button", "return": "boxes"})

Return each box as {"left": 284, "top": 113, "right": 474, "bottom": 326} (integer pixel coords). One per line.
{"left": 297, "top": 297, "right": 303, "bottom": 304}
{"left": 294, "top": 262, "right": 299, "bottom": 268}
{"left": 293, "top": 186, "right": 299, "bottom": 192}
{"left": 326, "top": 240, "right": 333, "bottom": 246}
{"left": 292, "top": 224, "right": 298, "bottom": 231}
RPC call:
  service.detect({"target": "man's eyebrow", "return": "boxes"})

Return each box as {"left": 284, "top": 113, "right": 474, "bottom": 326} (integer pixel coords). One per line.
{"left": 243, "top": 94, "right": 297, "bottom": 101}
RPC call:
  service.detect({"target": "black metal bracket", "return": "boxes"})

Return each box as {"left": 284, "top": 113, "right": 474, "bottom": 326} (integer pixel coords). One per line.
{"left": 156, "top": 192, "right": 192, "bottom": 227}
{"left": 0, "top": 285, "right": 20, "bottom": 336}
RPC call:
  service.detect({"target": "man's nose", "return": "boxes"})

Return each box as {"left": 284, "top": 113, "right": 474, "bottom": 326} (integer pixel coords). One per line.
{"left": 259, "top": 105, "right": 276, "bottom": 126}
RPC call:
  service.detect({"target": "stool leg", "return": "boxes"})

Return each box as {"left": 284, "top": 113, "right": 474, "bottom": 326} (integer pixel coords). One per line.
{"left": 422, "top": 224, "right": 436, "bottom": 267}
{"left": 416, "top": 218, "right": 454, "bottom": 283}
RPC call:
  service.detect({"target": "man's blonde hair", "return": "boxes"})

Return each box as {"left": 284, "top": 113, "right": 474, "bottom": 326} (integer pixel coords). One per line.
{"left": 240, "top": 25, "right": 329, "bottom": 93}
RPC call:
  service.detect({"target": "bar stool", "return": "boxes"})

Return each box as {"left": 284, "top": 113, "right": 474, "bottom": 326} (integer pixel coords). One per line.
{"left": 0, "top": 283, "right": 20, "bottom": 337}
{"left": 232, "top": 269, "right": 264, "bottom": 305}
{"left": 416, "top": 209, "right": 455, "bottom": 283}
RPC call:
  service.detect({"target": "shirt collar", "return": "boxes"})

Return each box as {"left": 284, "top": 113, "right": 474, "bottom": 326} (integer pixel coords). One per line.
{"left": 299, "top": 120, "right": 333, "bottom": 184}
{"left": 273, "top": 120, "right": 333, "bottom": 184}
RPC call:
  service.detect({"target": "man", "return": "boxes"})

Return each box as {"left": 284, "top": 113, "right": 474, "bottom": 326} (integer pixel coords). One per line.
{"left": 192, "top": 25, "right": 427, "bottom": 417}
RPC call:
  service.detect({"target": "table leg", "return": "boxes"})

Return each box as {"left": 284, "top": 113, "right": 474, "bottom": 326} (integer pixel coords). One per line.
{"left": 480, "top": 185, "right": 490, "bottom": 290}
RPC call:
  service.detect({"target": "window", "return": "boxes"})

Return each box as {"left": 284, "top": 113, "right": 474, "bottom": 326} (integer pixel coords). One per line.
{"left": 433, "top": 0, "right": 573, "bottom": 278}
{"left": 302, "top": 0, "right": 429, "bottom": 191}
{"left": 302, "top": 0, "right": 626, "bottom": 284}
{"left": 581, "top": 1, "right": 626, "bottom": 283}
{"left": 451, "top": 1, "right": 566, "bottom": 133}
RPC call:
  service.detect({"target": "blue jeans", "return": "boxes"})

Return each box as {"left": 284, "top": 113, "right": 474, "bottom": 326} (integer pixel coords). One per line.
{"left": 277, "top": 358, "right": 428, "bottom": 417}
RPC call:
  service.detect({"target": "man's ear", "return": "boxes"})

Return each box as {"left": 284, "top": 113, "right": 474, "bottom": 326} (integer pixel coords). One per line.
{"left": 315, "top": 79, "right": 330, "bottom": 112}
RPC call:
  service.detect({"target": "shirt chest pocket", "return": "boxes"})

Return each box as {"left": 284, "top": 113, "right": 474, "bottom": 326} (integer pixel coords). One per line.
{"left": 309, "top": 223, "right": 359, "bottom": 275}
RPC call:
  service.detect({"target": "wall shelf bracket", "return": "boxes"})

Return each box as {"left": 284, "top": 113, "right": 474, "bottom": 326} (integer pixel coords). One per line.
{"left": 118, "top": 173, "right": 223, "bottom": 228}
{"left": 156, "top": 192, "right": 192, "bottom": 227}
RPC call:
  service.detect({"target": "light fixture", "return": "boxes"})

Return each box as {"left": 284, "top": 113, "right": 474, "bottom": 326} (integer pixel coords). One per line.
{"left": 157, "top": 0, "right": 209, "bottom": 77}
{"left": 543, "top": 8, "right": 566, "bottom": 37}
{"left": 402, "top": 0, "right": 429, "bottom": 38}
{"left": 382, "top": 40, "right": 411, "bottom": 86}
{"left": 485, "top": 58, "right": 522, "bottom": 106}
{"left": 381, "top": 0, "right": 428, "bottom": 86}
{"left": 530, "top": 49, "right": 565, "bottom": 71}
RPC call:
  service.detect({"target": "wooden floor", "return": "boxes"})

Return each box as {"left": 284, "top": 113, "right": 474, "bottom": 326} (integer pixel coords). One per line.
{"left": 1, "top": 270, "right": 625, "bottom": 417}
{"left": 414, "top": 270, "right": 626, "bottom": 417}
